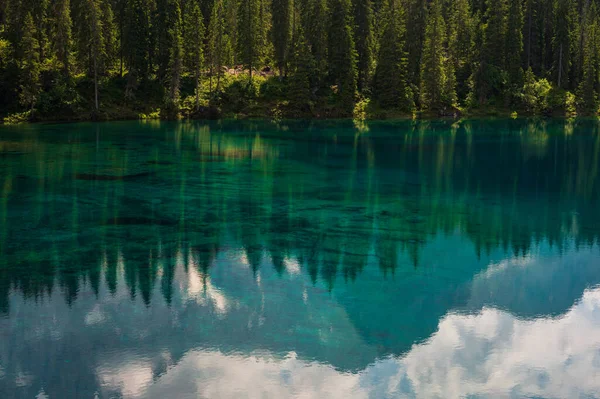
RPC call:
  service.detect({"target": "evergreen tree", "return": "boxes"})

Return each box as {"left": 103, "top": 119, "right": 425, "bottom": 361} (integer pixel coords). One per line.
{"left": 208, "top": 0, "right": 230, "bottom": 91}
{"left": 288, "top": 26, "right": 315, "bottom": 109}
{"left": 100, "top": 0, "right": 117, "bottom": 73}
{"left": 552, "top": 0, "right": 576, "bottom": 89}
{"left": 124, "top": 0, "right": 151, "bottom": 96}
{"left": 237, "top": 0, "right": 267, "bottom": 81}
{"left": 164, "top": 0, "right": 183, "bottom": 117}
{"left": 405, "top": 0, "right": 427, "bottom": 91}
{"left": 506, "top": 0, "right": 524, "bottom": 89}
{"left": 82, "top": 0, "right": 104, "bottom": 111}
{"left": 372, "top": 0, "right": 410, "bottom": 110}
{"left": 20, "top": 13, "right": 41, "bottom": 111}
{"left": 353, "top": 0, "right": 374, "bottom": 91}
{"left": 470, "top": 0, "right": 508, "bottom": 105}
{"left": 53, "top": 0, "right": 73, "bottom": 77}
{"left": 304, "top": 0, "right": 328, "bottom": 87}
{"left": 447, "top": 0, "right": 474, "bottom": 103}
{"left": 328, "top": 0, "right": 357, "bottom": 112}
{"left": 578, "top": 5, "right": 600, "bottom": 114}
{"left": 420, "top": 0, "right": 452, "bottom": 109}
{"left": 183, "top": 0, "right": 205, "bottom": 109}
{"left": 272, "top": 0, "right": 291, "bottom": 76}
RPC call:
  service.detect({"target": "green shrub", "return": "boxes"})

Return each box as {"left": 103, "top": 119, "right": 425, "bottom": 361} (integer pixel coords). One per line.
{"left": 522, "top": 69, "right": 552, "bottom": 114}
{"left": 3, "top": 110, "right": 32, "bottom": 124}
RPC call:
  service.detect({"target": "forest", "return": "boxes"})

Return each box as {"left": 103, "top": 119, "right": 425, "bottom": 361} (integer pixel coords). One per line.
{"left": 0, "top": 0, "right": 599, "bottom": 122}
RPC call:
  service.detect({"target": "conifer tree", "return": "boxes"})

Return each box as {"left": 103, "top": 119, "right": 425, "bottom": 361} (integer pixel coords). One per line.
{"left": 372, "top": 0, "right": 410, "bottom": 110}
{"left": 305, "top": 0, "right": 328, "bottom": 86}
{"left": 53, "top": 0, "right": 73, "bottom": 77}
{"left": 353, "top": 0, "right": 374, "bottom": 92}
{"left": 506, "top": 0, "right": 524, "bottom": 89}
{"left": 578, "top": 5, "right": 600, "bottom": 114}
{"left": 208, "top": 0, "right": 229, "bottom": 91}
{"left": 82, "top": 0, "right": 104, "bottom": 111}
{"left": 237, "top": 0, "right": 261, "bottom": 80}
{"left": 20, "top": 13, "right": 41, "bottom": 111}
{"left": 447, "top": 0, "right": 474, "bottom": 102}
{"left": 405, "top": 0, "right": 427, "bottom": 90}
{"left": 164, "top": 0, "right": 183, "bottom": 117}
{"left": 272, "top": 0, "right": 291, "bottom": 76}
{"left": 288, "top": 27, "right": 315, "bottom": 109}
{"left": 184, "top": 0, "right": 205, "bottom": 109}
{"left": 420, "top": 0, "right": 450, "bottom": 109}
{"left": 470, "top": 0, "right": 508, "bottom": 104}
{"left": 328, "top": 0, "right": 357, "bottom": 112}
{"left": 100, "top": 0, "right": 117, "bottom": 73}
{"left": 124, "top": 0, "right": 151, "bottom": 96}
{"left": 552, "top": 0, "right": 576, "bottom": 89}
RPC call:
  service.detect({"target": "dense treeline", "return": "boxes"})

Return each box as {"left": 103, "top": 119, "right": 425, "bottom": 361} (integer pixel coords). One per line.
{"left": 1, "top": 0, "right": 600, "bottom": 121}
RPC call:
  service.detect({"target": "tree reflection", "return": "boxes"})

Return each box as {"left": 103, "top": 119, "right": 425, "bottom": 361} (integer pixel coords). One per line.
{"left": 0, "top": 118, "right": 599, "bottom": 312}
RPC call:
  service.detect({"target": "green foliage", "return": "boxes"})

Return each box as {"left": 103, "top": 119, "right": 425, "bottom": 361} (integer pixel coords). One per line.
{"left": 522, "top": 68, "right": 552, "bottom": 114}
{"left": 3, "top": 110, "right": 32, "bottom": 124}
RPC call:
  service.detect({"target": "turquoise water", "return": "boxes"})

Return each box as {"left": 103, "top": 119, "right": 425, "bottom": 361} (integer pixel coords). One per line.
{"left": 0, "top": 119, "right": 599, "bottom": 398}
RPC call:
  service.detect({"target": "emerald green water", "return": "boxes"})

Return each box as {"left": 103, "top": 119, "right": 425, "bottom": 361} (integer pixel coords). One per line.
{"left": 0, "top": 119, "right": 599, "bottom": 398}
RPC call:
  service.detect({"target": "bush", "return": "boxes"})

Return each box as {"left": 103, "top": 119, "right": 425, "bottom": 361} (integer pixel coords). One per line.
{"left": 522, "top": 69, "right": 552, "bottom": 114}
{"left": 259, "top": 77, "right": 287, "bottom": 99}
{"left": 3, "top": 110, "right": 32, "bottom": 124}
{"left": 37, "top": 80, "right": 82, "bottom": 118}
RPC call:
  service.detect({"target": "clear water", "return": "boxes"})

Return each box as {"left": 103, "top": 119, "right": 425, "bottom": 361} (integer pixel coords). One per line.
{"left": 0, "top": 119, "right": 599, "bottom": 399}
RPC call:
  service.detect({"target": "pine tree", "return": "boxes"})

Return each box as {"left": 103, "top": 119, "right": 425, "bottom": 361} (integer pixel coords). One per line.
{"left": 53, "top": 0, "right": 73, "bottom": 77}
{"left": 272, "top": 0, "right": 291, "bottom": 76}
{"left": 183, "top": 0, "right": 205, "bottom": 109}
{"left": 506, "top": 0, "right": 524, "bottom": 89}
{"left": 470, "top": 0, "right": 508, "bottom": 104}
{"left": 405, "top": 0, "right": 427, "bottom": 90}
{"left": 82, "top": 0, "right": 104, "bottom": 111}
{"left": 100, "top": 0, "right": 117, "bottom": 73}
{"left": 164, "top": 0, "right": 183, "bottom": 117}
{"left": 328, "top": 0, "right": 357, "bottom": 112}
{"left": 420, "top": 0, "right": 450, "bottom": 109}
{"left": 208, "top": 0, "right": 229, "bottom": 91}
{"left": 578, "top": 4, "right": 600, "bottom": 114}
{"left": 304, "top": 0, "right": 328, "bottom": 87}
{"left": 124, "top": 0, "right": 151, "bottom": 96}
{"left": 372, "top": 0, "right": 410, "bottom": 110}
{"left": 353, "top": 0, "right": 374, "bottom": 92}
{"left": 288, "top": 26, "right": 315, "bottom": 109}
{"left": 237, "top": 0, "right": 263, "bottom": 81}
{"left": 552, "top": 0, "right": 575, "bottom": 89}
{"left": 20, "top": 13, "right": 41, "bottom": 111}
{"left": 447, "top": 0, "right": 474, "bottom": 103}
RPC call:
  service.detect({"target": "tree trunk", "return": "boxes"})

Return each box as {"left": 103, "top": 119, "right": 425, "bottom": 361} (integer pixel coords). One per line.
{"left": 195, "top": 67, "right": 200, "bottom": 110}
{"left": 94, "top": 52, "right": 99, "bottom": 111}
{"left": 558, "top": 43, "right": 563, "bottom": 88}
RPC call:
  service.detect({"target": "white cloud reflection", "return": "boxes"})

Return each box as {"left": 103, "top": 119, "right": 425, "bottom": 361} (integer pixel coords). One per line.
{"left": 106, "top": 287, "right": 600, "bottom": 399}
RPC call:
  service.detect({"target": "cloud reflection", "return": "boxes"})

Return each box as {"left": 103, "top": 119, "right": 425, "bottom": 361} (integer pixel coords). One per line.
{"left": 109, "top": 287, "right": 600, "bottom": 399}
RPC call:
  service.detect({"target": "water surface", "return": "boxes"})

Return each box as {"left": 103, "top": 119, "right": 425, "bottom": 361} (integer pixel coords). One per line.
{"left": 1, "top": 119, "right": 600, "bottom": 398}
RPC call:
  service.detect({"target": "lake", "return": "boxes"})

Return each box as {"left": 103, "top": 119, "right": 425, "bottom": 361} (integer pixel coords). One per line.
{"left": 0, "top": 119, "right": 599, "bottom": 398}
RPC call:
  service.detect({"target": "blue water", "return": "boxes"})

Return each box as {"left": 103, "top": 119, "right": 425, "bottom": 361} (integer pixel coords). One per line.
{"left": 0, "top": 119, "right": 599, "bottom": 398}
